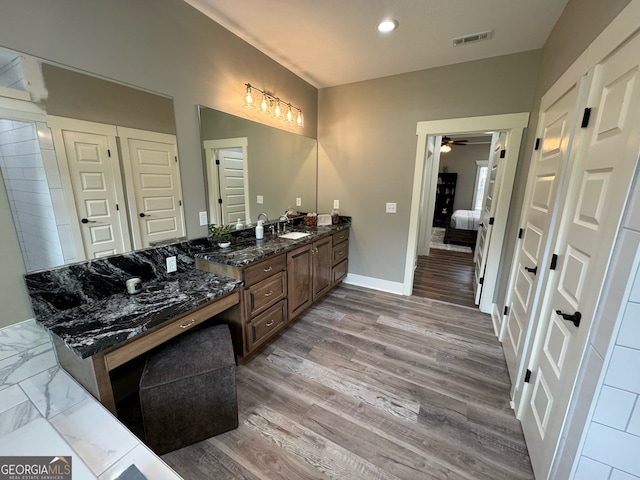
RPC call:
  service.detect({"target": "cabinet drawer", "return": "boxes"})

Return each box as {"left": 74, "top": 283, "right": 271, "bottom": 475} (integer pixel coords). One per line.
{"left": 243, "top": 254, "right": 286, "bottom": 286}
{"left": 246, "top": 300, "right": 287, "bottom": 351}
{"left": 244, "top": 271, "right": 286, "bottom": 318}
{"left": 332, "top": 229, "right": 349, "bottom": 245}
{"left": 332, "top": 240, "right": 349, "bottom": 265}
{"left": 332, "top": 259, "right": 348, "bottom": 285}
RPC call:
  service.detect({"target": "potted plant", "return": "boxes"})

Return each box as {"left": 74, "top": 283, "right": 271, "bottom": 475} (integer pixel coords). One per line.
{"left": 208, "top": 223, "right": 233, "bottom": 248}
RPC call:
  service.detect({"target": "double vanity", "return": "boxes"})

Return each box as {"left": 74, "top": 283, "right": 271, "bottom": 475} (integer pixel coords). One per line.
{"left": 24, "top": 219, "right": 350, "bottom": 415}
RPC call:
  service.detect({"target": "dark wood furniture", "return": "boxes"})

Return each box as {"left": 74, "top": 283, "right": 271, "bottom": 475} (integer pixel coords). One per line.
{"left": 444, "top": 223, "right": 478, "bottom": 247}
{"left": 433, "top": 172, "right": 457, "bottom": 227}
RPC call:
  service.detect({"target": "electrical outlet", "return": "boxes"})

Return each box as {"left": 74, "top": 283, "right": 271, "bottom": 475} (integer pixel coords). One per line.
{"left": 199, "top": 211, "right": 208, "bottom": 226}
{"left": 334, "top": 199, "right": 340, "bottom": 209}
{"left": 257, "top": 195, "right": 264, "bottom": 204}
{"left": 386, "top": 202, "right": 397, "bottom": 213}
{"left": 166, "top": 256, "right": 177, "bottom": 273}
{"left": 296, "top": 197, "right": 302, "bottom": 206}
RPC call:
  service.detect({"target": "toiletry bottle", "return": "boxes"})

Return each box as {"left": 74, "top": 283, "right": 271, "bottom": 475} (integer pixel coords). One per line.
{"left": 235, "top": 218, "right": 243, "bottom": 230}
{"left": 256, "top": 220, "right": 264, "bottom": 239}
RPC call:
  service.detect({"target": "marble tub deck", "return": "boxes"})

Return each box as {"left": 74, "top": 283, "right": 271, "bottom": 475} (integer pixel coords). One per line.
{"left": 0, "top": 319, "right": 182, "bottom": 480}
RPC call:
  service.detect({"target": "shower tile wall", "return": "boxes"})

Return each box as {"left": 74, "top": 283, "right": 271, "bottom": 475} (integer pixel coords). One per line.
{"left": 0, "top": 55, "right": 25, "bottom": 90}
{"left": 0, "top": 119, "right": 64, "bottom": 271}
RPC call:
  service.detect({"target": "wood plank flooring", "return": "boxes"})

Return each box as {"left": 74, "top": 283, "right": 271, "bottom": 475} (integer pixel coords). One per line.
{"left": 412, "top": 249, "right": 477, "bottom": 308}
{"left": 162, "top": 284, "right": 533, "bottom": 480}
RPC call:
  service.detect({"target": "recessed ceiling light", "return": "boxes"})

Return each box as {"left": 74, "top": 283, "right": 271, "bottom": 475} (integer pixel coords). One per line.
{"left": 377, "top": 19, "right": 398, "bottom": 33}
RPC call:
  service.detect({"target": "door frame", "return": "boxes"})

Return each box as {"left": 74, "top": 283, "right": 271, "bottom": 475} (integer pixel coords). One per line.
{"left": 405, "top": 113, "right": 530, "bottom": 311}
{"left": 203, "top": 137, "right": 249, "bottom": 226}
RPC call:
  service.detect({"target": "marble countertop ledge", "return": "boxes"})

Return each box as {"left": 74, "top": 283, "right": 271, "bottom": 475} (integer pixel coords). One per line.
{"left": 34, "top": 269, "right": 241, "bottom": 359}
{"left": 195, "top": 220, "right": 351, "bottom": 267}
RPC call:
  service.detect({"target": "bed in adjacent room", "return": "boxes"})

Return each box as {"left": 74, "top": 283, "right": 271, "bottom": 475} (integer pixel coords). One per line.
{"left": 443, "top": 209, "right": 480, "bottom": 247}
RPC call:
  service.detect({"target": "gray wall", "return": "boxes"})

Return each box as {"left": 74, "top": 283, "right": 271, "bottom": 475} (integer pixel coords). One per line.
{"left": 0, "top": 0, "right": 317, "bottom": 328}
{"left": 318, "top": 51, "right": 541, "bottom": 284}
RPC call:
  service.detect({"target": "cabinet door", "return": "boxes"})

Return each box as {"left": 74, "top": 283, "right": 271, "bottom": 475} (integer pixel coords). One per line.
{"left": 313, "top": 236, "right": 333, "bottom": 300}
{"left": 287, "top": 244, "right": 313, "bottom": 320}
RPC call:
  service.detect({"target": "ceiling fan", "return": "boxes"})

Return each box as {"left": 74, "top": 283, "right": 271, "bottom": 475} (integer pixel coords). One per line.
{"left": 440, "top": 136, "right": 467, "bottom": 153}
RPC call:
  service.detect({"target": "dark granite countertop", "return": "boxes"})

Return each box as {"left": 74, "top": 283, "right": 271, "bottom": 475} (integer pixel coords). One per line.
{"left": 194, "top": 220, "right": 350, "bottom": 267}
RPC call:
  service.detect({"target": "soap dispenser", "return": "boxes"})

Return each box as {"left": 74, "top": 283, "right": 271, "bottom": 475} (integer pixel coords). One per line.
{"left": 235, "top": 218, "right": 243, "bottom": 230}
{"left": 255, "top": 220, "right": 264, "bottom": 240}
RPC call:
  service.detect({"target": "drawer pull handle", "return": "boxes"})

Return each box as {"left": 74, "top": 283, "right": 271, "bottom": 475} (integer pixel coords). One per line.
{"left": 264, "top": 290, "right": 274, "bottom": 297}
{"left": 180, "top": 318, "right": 196, "bottom": 329}
{"left": 263, "top": 266, "right": 273, "bottom": 272}
{"left": 265, "top": 320, "right": 274, "bottom": 327}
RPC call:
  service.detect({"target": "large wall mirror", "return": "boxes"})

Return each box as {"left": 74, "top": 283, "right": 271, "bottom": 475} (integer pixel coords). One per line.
{"left": 0, "top": 46, "right": 181, "bottom": 272}
{"left": 199, "top": 106, "right": 317, "bottom": 226}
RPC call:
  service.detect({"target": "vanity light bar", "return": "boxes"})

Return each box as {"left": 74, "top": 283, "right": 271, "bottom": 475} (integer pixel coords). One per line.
{"left": 243, "top": 83, "right": 304, "bottom": 127}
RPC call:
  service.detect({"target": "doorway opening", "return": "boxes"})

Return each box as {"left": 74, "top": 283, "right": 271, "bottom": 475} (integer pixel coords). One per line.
{"left": 404, "top": 113, "right": 529, "bottom": 321}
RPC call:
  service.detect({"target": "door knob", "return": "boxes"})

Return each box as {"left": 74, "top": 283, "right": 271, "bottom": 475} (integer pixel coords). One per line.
{"left": 525, "top": 266, "right": 538, "bottom": 275}
{"left": 81, "top": 218, "right": 96, "bottom": 224}
{"left": 139, "top": 212, "right": 150, "bottom": 218}
{"left": 556, "top": 310, "right": 581, "bottom": 327}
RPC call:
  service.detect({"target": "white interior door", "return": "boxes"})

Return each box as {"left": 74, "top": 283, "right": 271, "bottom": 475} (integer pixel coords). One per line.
{"left": 57, "top": 126, "right": 131, "bottom": 259}
{"left": 473, "top": 131, "right": 503, "bottom": 304}
{"left": 118, "top": 127, "right": 184, "bottom": 248}
{"left": 203, "top": 138, "right": 250, "bottom": 226}
{"left": 502, "top": 81, "right": 585, "bottom": 388}
{"left": 417, "top": 137, "right": 438, "bottom": 256}
{"left": 519, "top": 32, "right": 640, "bottom": 479}
{"left": 217, "top": 147, "right": 247, "bottom": 224}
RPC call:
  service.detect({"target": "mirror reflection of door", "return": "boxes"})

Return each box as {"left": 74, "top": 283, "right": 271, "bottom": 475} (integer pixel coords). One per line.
{"left": 204, "top": 138, "right": 250, "bottom": 226}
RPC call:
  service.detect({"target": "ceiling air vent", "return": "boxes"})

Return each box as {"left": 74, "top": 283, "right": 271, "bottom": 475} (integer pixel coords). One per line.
{"left": 453, "top": 30, "right": 493, "bottom": 47}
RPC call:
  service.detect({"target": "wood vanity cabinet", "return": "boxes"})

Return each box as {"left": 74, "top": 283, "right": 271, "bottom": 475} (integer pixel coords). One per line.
{"left": 332, "top": 228, "right": 349, "bottom": 284}
{"left": 287, "top": 235, "right": 333, "bottom": 321}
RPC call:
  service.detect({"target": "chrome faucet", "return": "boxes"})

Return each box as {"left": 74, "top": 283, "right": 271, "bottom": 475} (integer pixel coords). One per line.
{"left": 257, "top": 213, "right": 268, "bottom": 223}
{"left": 278, "top": 214, "right": 290, "bottom": 233}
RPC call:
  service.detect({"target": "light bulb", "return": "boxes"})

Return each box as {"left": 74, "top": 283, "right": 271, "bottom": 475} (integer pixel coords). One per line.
{"left": 259, "top": 94, "right": 269, "bottom": 114}
{"left": 243, "top": 86, "right": 254, "bottom": 108}
{"left": 378, "top": 19, "right": 398, "bottom": 33}
{"left": 440, "top": 144, "right": 452, "bottom": 153}
{"left": 272, "top": 100, "right": 282, "bottom": 119}
{"left": 296, "top": 111, "right": 304, "bottom": 127}
{"left": 286, "top": 105, "right": 293, "bottom": 122}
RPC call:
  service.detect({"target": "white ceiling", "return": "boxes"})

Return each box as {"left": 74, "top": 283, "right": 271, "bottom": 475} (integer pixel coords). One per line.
{"left": 184, "top": 0, "right": 569, "bottom": 89}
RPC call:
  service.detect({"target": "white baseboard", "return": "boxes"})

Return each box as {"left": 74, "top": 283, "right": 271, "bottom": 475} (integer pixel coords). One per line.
{"left": 343, "top": 273, "right": 405, "bottom": 295}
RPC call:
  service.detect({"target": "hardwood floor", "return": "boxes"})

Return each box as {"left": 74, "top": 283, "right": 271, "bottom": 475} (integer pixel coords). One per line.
{"left": 412, "top": 249, "right": 477, "bottom": 308}
{"left": 163, "top": 284, "right": 533, "bottom": 480}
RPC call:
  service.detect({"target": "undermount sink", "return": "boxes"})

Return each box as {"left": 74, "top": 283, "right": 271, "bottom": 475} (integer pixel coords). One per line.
{"left": 279, "top": 231, "right": 311, "bottom": 240}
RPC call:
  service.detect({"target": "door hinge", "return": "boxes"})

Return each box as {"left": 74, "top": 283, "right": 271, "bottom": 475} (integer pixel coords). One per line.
{"left": 179, "top": 200, "right": 182, "bottom": 206}
{"left": 500, "top": 149, "right": 506, "bottom": 158}
{"left": 524, "top": 369, "right": 532, "bottom": 383}
{"left": 489, "top": 217, "right": 495, "bottom": 225}
{"left": 107, "top": 149, "right": 111, "bottom": 157}
{"left": 518, "top": 228, "right": 524, "bottom": 239}
{"left": 215, "top": 159, "right": 220, "bottom": 165}
{"left": 116, "top": 203, "right": 119, "bottom": 211}
{"left": 550, "top": 253, "right": 558, "bottom": 271}
{"left": 504, "top": 305, "right": 510, "bottom": 316}
{"left": 218, "top": 198, "right": 223, "bottom": 204}
{"left": 175, "top": 156, "right": 178, "bottom": 163}
{"left": 581, "top": 107, "right": 592, "bottom": 128}
{"left": 534, "top": 138, "right": 541, "bottom": 150}
{"left": 479, "top": 277, "right": 484, "bottom": 285}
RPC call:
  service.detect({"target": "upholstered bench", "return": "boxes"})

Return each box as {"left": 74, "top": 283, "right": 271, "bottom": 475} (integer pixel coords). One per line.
{"left": 139, "top": 324, "right": 238, "bottom": 455}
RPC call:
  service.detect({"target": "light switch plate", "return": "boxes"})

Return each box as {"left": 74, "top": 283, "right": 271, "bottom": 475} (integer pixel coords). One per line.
{"left": 296, "top": 197, "right": 302, "bottom": 206}
{"left": 386, "top": 202, "right": 397, "bottom": 213}
{"left": 199, "top": 211, "right": 208, "bottom": 226}
{"left": 334, "top": 199, "right": 340, "bottom": 209}
{"left": 257, "top": 195, "right": 264, "bottom": 204}
{"left": 166, "top": 256, "right": 177, "bottom": 273}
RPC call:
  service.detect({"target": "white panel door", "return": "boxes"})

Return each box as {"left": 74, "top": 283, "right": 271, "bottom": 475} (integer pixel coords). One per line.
{"left": 502, "top": 83, "right": 585, "bottom": 387}
{"left": 118, "top": 128, "right": 184, "bottom": 248}
{"left": 218, "top": 147, "right": 247, "bottom": 224}
{"left": 520, "top": 32, "right": 640, "bottom": 479}
{"left": 61, "top": 129, "right": 130, "bottom": 259}
{"left": 473, "top": 132, "right": 505, "bottom": 304}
